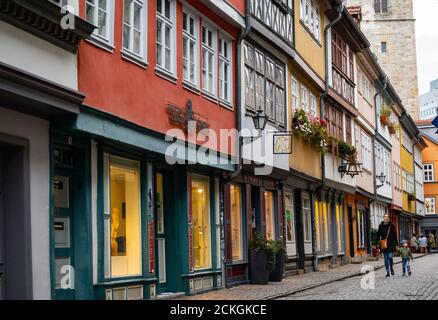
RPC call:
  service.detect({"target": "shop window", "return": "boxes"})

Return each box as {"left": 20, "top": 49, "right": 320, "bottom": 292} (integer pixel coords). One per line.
{"left": 357, "top": 209, "right": 366, "bottom": 249}
{"left": 285, "top": 191, "right": 295, "bottom": 243}
{"left": 192, "top": 175, "right": 212, "bottom": 269}
{"left": 230, "top": 185, "right": 243, "bottom": 261}
{"left": 264, "top": 191, "right": 276, "bottom": 240}
{"left": 104, "top": 154, "right": 142, "bottom": 278}
{"left": 302, "top": 194, "right": 312, "bottom": 242}
{"left": 336, "top": 204, "right": 345, "bottom": 253}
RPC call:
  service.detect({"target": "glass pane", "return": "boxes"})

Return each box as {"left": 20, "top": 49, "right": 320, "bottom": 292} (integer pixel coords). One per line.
{"left": 264, "top": 191, "right": 275, "bottom": 240}
{"left": 165, "top": 0, "right": 170, "bottom": 19}
{"left": 165, "top": 25, "right": 171, "bottom": 48}
{"left": 183, "top": 12, "right": 187, "bottom": 31}
{"left": 189, "top": 16, "right": 194, "bottom": 35}
{"left": 123, "top": 24, "right": 130, "bottom": 49}
{"left": 156, "top": 0, "right": 162, "bottom": 14}
{"left": 192, "top": 176, "right": 212, "bottom": 269}
{"left": 134, "top": 30, "right": 140, "bottom": 54}
{"left": 86, "top": 3, "right": 95, "bottom": 24}
{"left": 124, "top": 0, "right": 131, "bottom": 23}
{"left": 109, "top": 156, "right": 141, "bottom": 277}
{"left": 156, "top": 174, "right": 164, "bottom": 234}
{"left": 285, "top": 191, "right": 294, "bottom": 242}
{"left": 134, "top": 3, "right": 141, "bottom": 29}
{"left": 165, "top": 48, "right": 171, "bottom": 70}
{"left": 99, "top": 0, "right": 107, "bottom": 10}
{"left": 230, "top": 185, "right": 242, "bottom": 261}
{"left": 98, "top": 10, "right": 107, "bottom": 37}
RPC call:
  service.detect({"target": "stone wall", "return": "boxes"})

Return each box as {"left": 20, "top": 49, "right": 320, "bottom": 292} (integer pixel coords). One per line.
{"left": 347, "top": 0, "right": 420, "bottom": 119}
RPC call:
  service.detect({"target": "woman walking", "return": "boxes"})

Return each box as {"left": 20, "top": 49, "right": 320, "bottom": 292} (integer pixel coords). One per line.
{"left": 378, "top": 213, "right": 398, "bottom": 277}
{"left": 428, "top": 232, "right": 436, "bottom": 253}
{"left": 410, "top": 234, "right": 418, "bottom": 253}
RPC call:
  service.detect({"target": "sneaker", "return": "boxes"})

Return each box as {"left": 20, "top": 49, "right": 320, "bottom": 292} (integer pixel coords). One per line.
{"left": 386, "top": 272, "right": 390, "bottom": 277}
{"left": 391, "top": 269, "right": 395, "bottom": 275}
{"left": 408, "top": 271, "right": 412, "bottom": 276}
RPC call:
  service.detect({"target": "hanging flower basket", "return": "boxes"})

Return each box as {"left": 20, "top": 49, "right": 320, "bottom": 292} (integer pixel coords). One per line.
{"left": 388, "top": 124, "right": 396, "bottom": 134}
{"left": 338, "top": 140, "right": 357, "bottom": 162}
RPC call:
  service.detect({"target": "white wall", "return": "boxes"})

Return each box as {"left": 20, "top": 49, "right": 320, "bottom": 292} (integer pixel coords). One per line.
{"left": 0, "top": 20, "right": 78, "bottom": 90}
{"left": 0, "top": 107, "right": 50, "bottom": 299}
{"left": 240, "top": 37, "right": 289, "bottom": 174}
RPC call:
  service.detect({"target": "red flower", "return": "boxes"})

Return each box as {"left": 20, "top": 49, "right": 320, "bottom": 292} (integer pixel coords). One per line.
{"left": 319, "top": 119, "right": 327, "bottom": 127}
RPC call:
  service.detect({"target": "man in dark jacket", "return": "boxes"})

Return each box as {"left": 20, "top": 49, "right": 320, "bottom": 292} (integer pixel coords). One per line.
{"left": 378, "top": 213, "right": 398, "bottom": 277}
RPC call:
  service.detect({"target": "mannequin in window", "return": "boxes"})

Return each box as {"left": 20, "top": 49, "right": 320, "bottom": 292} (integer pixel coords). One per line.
{"left": 111, "top": 207, "right": 121, "bottom": 256}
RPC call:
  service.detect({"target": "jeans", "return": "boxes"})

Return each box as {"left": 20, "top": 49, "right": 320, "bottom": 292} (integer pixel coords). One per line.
{"left": 402, "top": 259, "right": 411, "bottom": 274}
{"left": 383, "top": 251, "right": 394, "bottom": 272}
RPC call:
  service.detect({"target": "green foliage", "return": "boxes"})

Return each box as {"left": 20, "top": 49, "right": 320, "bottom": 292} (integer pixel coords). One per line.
{"left": 338, "top": 140, "right": 357, "bottom": 158}
{"left": 249, "top": 234, "right": 285, "bottom": 272}
{"left": 371, "top": 228, "right": 380, "bottom": 246}
{"left": 380, "top": 104, "right": 392, "bottom": 118}
{"left": 292, "top": 109, "right": 328, "bottom": 154}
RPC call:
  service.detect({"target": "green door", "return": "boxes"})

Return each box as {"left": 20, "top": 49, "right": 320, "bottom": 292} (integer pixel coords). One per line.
{"left": 156, "top": 172, "right": 168, "bottom": 293}
{"left": 53, "top": 168, "right": 75, "bottom": 300}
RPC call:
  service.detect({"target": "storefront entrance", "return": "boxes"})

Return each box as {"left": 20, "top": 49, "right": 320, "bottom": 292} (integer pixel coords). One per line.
{"left": 0, "top": 138, "right": 32, "bottom": 299}
{"left": 156, "top": 172, "right": 170, "bottom": 294}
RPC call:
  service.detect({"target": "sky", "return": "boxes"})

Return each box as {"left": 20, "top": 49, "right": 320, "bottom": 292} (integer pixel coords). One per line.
{"left": 414, "top": 0, "right": 438, "bottom": 95}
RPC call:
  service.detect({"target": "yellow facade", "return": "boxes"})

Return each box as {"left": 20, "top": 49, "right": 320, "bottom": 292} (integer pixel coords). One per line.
{"left": 293, "top": 0, "right": 328, "bottom": 79}
{"left": 400, "top": 136, "right": 415, "bottom": 214}
{"left": 288, "top": 64, "right": 322, "bottom": 179}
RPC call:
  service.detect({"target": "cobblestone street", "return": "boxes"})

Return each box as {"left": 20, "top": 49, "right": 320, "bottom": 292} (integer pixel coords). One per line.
{"left": 181, "top": 254, "right": 428, "bottom": 300}
{"left": 279, "top": 254, "right": 438, "bottom": 300}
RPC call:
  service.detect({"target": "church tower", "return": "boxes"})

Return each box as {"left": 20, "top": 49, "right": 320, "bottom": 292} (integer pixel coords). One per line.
{"left": 347, "top": 0, "right": 420, "bottom": 119}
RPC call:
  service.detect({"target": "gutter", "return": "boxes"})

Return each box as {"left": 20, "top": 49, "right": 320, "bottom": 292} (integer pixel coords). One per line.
{"left": 314, "top": 1, "right": 344, "bottom": 272}
{"left": 222, "top": 1, "right": 251, "bottom": 288}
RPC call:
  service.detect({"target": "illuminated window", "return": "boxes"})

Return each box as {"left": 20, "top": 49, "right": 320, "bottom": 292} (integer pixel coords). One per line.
{"left": 104, "top": 155, "right": 142, "bottom": 278}
{"left": 230, "top": 185, "right": 243, "bottom": 261}
{"left": 285, "top": 191, "right": 295, "bottom": 243}
{"left": 302, "top": 194, "right": 312, "bottom": 242}
{"left": 264, "top": 191, "right": 276, "bottom": 240}
{"left": 192, "top": 175, "right": 212, "bottom": 269}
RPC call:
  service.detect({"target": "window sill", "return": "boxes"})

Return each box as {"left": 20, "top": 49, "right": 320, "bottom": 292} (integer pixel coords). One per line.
{"left": 299, "top": 20, "right": 322, "bottom": 47}
{"left": 86, "top": 36, "right": 115, "bottom": 54}
{"left": 219, "top": 99, "right": 234, "bottom": 111}
{"left": 182, "top": 80, "right": 201, "bottom": 95}
{"left": 155, "top": 67, "right": 177, "bottom": 84}
{"left": 202, "top": 91, "right": 218, "bottom": 104}
{"left": 121, "top": 50, "right": 148, "bottom": 69}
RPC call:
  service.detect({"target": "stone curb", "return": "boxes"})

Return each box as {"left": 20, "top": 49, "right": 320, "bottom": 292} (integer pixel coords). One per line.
{"left": 262, "top": 254, "right": 428, "bottom": 300}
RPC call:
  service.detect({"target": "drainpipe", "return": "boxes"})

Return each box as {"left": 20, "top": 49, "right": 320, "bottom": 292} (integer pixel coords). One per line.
{"left": 314, "top": 2, "right": 344, "bottom": 272}
{"left": 370, "top": 76, "right": 387, "bottom": 252}
{"left": 222, "top": 3, "right": 252, "bottom": 288}
{"left": 373, "top": 76, "right": 388, "bottom": 203}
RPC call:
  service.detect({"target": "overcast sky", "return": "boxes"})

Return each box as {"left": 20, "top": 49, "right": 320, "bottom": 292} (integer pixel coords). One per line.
{"left": 414, "top": 0, "right": 438, "bottom": 94}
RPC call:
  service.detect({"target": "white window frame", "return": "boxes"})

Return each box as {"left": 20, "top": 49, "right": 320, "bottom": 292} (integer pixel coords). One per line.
{"left": 310, "top": 93, "right": 317, "bottom": 116}
{"left": 182, "top": 9, "right": 200, "bottom": 88}
{"left": 86, "top": 0, "right": 115, "bottom": 48}
{"left": 201, "top": 22, "right": 217, "bottom": 98}
{"left": 361, "top": 131, "right": 372, "bottom": 171}
{"left": 291, "top": 77, "right": 299, "bottom": 111}
{"left": 156, "top": 0, "right": 177, "bottom": 77}
{"left": 425, "top": 197, "right": 436, "bottom": 214}
{"left": 300, "top": 0, "right": 320, "bottom": 41}
{"left": 122, "top": 0, "right": 147, "bottom": 62}
{"left": 424, "top": 163, "right": 434, "bottom": 182}
{"left": 300, "top": 84, "right": 309, "bottom": 112}
{"left": 219, "top": 34, "right": 233, "bottom": 106}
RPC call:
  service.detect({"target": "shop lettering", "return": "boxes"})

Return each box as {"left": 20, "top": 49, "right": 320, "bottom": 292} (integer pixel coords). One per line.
{"left": 170, "top": 305, "right": 204, "bottom": 318}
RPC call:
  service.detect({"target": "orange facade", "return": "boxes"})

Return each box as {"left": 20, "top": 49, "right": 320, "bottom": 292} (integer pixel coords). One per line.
{"left": 422, "top": 136, "right": 438, "bottom": 214}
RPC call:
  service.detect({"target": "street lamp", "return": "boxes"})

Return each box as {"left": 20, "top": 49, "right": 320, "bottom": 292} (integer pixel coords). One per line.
{"left": 376, "top": 172, "right": 386, "bottom": 189}
{"left": 252, "top": 109, "right": 267, "bottom": 132}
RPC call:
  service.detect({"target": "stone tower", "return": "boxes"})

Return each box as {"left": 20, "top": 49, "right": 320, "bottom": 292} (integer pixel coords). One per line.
{"left": 347, "top": 0, "right": 420, "bottom": 119}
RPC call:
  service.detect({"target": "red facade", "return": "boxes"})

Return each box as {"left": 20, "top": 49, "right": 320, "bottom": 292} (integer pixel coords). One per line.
{"left": 77, "top": 0, "right": 244, "bottom": 155}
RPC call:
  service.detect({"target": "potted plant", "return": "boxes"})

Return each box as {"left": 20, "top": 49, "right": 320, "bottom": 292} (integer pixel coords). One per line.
{"left": 379, "top": 105, "right": 392, "bottom": 126}
{"left": 408, "top": 192, "right": 416, "bottom": 201}
{"left": 370, "top": 228, "right": 380, "bottom": 259}
{"left": 338, "top": 140, "right": 357, "bottom": 161}
{"left": 268, "top": 239, "right": 286, "bottom": 282}
{"left": 249, "top": 233, "right": 270, "bottom": 284}
{"left": 388, "top": 123, "right": 396, "bottom": 134}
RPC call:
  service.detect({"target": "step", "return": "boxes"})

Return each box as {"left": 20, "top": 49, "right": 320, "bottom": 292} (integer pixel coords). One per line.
{"left": 156, "top": 292, "right": 186, "bottom": 300}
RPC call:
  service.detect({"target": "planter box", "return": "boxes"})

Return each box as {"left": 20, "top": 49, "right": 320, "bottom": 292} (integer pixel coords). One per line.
{"left": 380, "top": 115, "right": 390, "bottom": 126}
{"left": 269, "top": 251, "right": 286, "bottom": 282}
{"left": 250, "top": 249, "right": 269, "bottom": 285}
